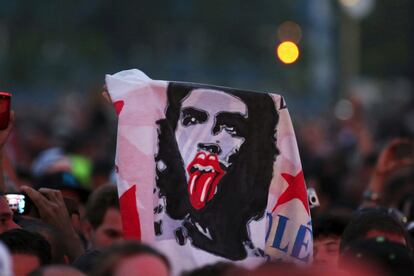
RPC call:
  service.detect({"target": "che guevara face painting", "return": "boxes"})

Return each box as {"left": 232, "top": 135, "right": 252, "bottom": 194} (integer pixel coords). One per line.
{"left": 175, "top": 88, "right": 247, "bottom": 210}
{"left": 155, "top": 82, "right": 279, "bottom": 260}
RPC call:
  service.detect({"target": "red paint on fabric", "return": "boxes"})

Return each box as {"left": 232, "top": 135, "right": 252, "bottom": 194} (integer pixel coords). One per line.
{"left": 272, "top": 171, "right": 310, "bottom": 214}
{"left": 114, "top": 100, "right": 125, "bottom": 116}
{"left": 119, "top": 185, "right": 141, "bottom": 240}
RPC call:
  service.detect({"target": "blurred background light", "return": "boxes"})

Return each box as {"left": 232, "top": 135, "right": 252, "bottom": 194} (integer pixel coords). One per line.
{"left": 277, "top": 21, "right": 302, "bottom": 43}
{"left": 334, "top": 99, "right": 354, "bottom": 120}
{"left": 276, "top": 41, "right": 300, "bottom": 64}
{"left": 339, "top": 0, "right": 360, "bottom": 7}
{"left": 339, "top": 0, "right": 375, "bottom": 19}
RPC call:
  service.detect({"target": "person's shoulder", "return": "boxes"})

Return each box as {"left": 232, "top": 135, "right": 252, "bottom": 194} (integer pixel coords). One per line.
{"left": 72, "top": 249, "right": 102, "bottom": 274}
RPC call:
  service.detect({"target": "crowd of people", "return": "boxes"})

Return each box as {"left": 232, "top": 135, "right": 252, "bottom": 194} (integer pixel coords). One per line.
{"left": 0, "top": 89, "right": 413, "bottom": 276}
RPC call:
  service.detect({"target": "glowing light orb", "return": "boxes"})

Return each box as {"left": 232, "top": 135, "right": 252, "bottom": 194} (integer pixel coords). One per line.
{"left": 276, "top": 41, "right": 300, "bottom": 64}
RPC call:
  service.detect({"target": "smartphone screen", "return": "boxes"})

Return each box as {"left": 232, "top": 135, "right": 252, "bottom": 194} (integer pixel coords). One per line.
{"left": 5, "top": 194, "right": 26, "bottom": 215}
{"left": 0, "top": 92, "right": 11, "bottom": 130}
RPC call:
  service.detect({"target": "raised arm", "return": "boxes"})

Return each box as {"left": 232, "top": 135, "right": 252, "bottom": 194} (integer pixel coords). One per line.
{"left": 0, "top": 111, "right": 15, "bottom": 193}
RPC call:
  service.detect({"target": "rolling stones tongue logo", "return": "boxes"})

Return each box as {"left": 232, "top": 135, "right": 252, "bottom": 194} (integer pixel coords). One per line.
{"left": 187, "top": 151, "right": 225, "bottom": 210}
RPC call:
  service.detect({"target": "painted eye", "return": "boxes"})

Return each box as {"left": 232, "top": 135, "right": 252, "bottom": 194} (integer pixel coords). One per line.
{"left": 224, "top": 126, "right": 239, "bottom": 136}
{"left": 198, "top": 153, "right": 206, "bottom": 160}
{"left": 209, "top": 155, "right": 216, "bottom": 160}
{"left": 181, "top": 108, "right": 208, "bottom": 127}
{"left": 182, "top": 116, "right": 199, "bottom": 126}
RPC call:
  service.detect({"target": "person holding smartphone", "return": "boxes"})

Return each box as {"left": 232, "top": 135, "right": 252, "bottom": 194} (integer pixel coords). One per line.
{"left": 0, "top": 93, "right": 19, "bottom": 234}
{"left": 0, "top": 193, "right": 20, "bottom": 234}
{"left": 0, "top": 100, "right": 85, "bottom": 262}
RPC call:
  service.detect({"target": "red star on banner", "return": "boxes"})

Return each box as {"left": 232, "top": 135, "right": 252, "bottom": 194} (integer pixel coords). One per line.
{"left": 272, "top": 171, "right": 310, "bottom": 214}
{"left": 114, "top": 100, "right": 125, "bottom": 116}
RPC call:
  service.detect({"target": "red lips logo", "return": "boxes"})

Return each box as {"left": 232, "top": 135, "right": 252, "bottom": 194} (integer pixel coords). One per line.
{"left": 187, "top": 152, "right": 225, "bottom": 210}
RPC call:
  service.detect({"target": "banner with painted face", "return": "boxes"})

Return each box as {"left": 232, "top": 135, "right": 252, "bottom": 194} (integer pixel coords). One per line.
{"left": 106, "top": 69, "right": 312, "bottom": 275}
